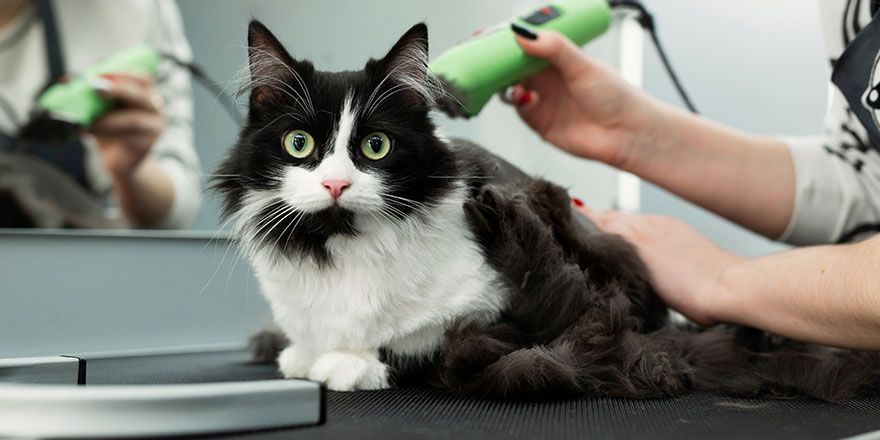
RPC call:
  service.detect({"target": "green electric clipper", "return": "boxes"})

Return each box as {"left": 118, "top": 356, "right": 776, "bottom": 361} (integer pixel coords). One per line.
{"left": 18, "top": 45, "right": 160, "bottom": 143}
{"left": 431, "top": 0, "right": 611, "bottom": 118}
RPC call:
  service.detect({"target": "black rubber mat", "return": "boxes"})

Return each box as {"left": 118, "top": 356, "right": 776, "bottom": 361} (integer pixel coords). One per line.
{"left": 83, "top": 350, "right": 880, "bottom": 440}
{"left": 267, "top": 387, "right": 880, "bottom": 440}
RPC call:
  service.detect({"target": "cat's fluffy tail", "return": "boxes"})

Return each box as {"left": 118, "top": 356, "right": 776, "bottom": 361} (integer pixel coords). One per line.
{"left": 438, "top": 323, "right": 880, "bottom": 401}
{"left": 249, "top": 324, "right": 289, "bottom": 364}
{"left": 669, "top": 325, "right": 880, "bottom": 400}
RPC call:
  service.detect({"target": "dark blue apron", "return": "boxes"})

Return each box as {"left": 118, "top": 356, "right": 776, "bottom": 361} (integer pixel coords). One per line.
{"left": 832, "top": 5, "right": 880, "bottom": 149}
{"left": 0, "top": 0, "right": 90, "bottom": 191}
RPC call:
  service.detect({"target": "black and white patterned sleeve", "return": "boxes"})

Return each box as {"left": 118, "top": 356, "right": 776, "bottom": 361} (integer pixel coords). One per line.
{"left": 779, "top": 100, "right": 880, "bottom": 245}
{"left": 778, "top": 0, "right": 880, "bottom": 245}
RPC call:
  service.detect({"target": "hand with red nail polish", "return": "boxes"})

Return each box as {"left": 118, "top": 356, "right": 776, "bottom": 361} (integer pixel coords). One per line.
{"left": 501, "top": 29, "right": 655, "bottom": 169}
{"left": 505, "top": 28, "right": 796, "bottom": 241}
{"left": 90, "top": 72, "right": 166, "bottom": 180}
{"left": 574, "top": 207, "right": 741, "bottom": 327}
{"left": 88, "top": 71, "right": 174, "bottom": 228}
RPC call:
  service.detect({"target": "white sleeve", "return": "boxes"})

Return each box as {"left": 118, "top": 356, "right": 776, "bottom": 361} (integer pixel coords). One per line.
{"left": 147, "top": 0, "right": 201, "bottom": 229}
{"left": 782, "top": 0, "right": 880, "bottom": 245}
{"left": 777, "top": 128, "right": 880, "bottom": 245}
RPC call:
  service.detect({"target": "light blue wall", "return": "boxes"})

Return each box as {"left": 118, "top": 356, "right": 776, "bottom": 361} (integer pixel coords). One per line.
{"left": 0, "top": 230, "right": 266, "bottom": 358}
{"left": 639, "top": 0, "right": 829, "bottom": 256}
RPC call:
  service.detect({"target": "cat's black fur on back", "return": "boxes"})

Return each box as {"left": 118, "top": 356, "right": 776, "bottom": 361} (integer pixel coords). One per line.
{"left": 223, "top": 21, "right": 880, "bottom": 401}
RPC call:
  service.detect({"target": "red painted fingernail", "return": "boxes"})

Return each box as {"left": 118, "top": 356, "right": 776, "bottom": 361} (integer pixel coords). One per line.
{"left": 571, "top": 197, "right": 584, "bottom": 207}
{"left": 519, "top": 91, "right": 533, "bottom": 106}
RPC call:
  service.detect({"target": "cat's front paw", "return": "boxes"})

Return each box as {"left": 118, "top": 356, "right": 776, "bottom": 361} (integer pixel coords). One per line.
{"left": 277, "top": 345, "right": 311, "bottom": 379}
{"left": 307, "top": 351, "right": 389, "bottom": 391}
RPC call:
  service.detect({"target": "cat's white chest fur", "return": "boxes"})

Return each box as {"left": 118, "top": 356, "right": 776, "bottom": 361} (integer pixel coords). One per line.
{"left": 251, "top": 187, "right": 507, "bottom": 390}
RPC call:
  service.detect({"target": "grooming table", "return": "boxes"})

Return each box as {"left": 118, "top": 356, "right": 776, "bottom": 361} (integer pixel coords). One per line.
{"left": 13, "top": 349, "right": 877, "bottom": 439}
{"left": 3, "top": 231, "right": 878, "bottom": 438}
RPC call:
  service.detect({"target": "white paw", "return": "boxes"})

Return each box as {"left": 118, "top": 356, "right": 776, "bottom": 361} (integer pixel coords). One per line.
{"left": 277, "top": 346, "right": 311, "bottom": 379}
{"left": 307, "top": 351, "right": 389, "bottom": 391}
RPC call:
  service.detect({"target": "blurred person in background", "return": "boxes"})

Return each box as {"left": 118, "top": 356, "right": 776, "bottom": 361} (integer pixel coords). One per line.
{"left": 0, "top": 0, "right": 200, "bottom": 228}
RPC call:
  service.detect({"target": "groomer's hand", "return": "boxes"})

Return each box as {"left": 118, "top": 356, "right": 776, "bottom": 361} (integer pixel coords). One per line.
{"left": 505, "top": 25, "right": 656, "bottom": 169}
{"left": 575, "top": 204, "right": 745, "bottom": 326}
{"left": 87, "top": 72, "right": 174, "bottom": 228}
{"left": 89, "top": 72, "right": 165, "bottom": 180}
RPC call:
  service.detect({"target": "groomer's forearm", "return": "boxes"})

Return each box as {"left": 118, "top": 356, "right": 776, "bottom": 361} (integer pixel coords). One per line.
{"left": 112, "top": 157, "right": 174, "bottom": 228}
{"left": 713, "top": 235, "right": 880, "bottom": 350}
{"left": 621, "top": 98, "right": 795, "bottom": 238}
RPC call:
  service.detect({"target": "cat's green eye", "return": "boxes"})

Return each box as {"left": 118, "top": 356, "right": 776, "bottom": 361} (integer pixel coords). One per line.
{"left": 283, "top": 130, "right": 315, "bottom": 158}
{"left": 360, "top": 132, "right": 391, "bottom": 160}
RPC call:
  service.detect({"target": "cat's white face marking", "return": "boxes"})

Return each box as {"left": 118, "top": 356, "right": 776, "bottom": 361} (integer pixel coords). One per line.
{"left": 279, "top": 93, "right": 384, "bottom": 214}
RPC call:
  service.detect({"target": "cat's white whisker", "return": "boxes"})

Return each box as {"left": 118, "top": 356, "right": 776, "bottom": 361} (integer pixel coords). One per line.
{"left": 363, "top": 63, "right": 407, "bottom": 118}
{"left": 195, "top": 224, "right": 243, "bottom": 297}
{"left": 263, "top": 208, "right": 302, "bottom": 256}
{"left": 245, "top": 47, "right": 316, "bottom": 117}
{"left": 286, "top": 66, "right": 315, "bottom": 119}
{"left": 370, "top": 84, "right": 413, "bottom": 116}
{"left": 382, "top": 193, "right": 430, "bottom": 210}
{"left": 281, "top": 211, "right": 308, "bottom": 252}
{"left": 223, "top": 244, "right": 244, "bottom": 299}
{"left": 246, "top": 76, "right": 310, "bottom": 113}
{"left": 374, "top": 208, "right": 407, "bottom": 231}
{"left": 426, "top": 175, "right": 492, "bottom": 179}
{"left": 195, "top": 203, "right": 261, "bottom": 270}
{"left": 364, "top": 82, "right": 409, "bottom": 118}
{"left": 251, "top": 204, "right": 297, "bottom": 251}
{"left": 229, "top": 191, "right": 284, "bottom": 256}
{"left": 242, "top": 71, "right": 306, "bottom": 107}
{"left": 249, "top": 203, "right": 289, "bottom": 233}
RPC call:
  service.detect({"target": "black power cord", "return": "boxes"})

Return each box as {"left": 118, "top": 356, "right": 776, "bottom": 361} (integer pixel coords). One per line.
{"left": 608, "top": 0, "right": 698, "bottom": 113}
{"left": 159, "top": 52, "right": 243, "bottom": 125}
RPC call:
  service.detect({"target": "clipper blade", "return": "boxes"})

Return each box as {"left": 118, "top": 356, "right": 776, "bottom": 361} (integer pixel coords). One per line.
{"left": 434, "top": 76, "right": 474, "bottom": 119}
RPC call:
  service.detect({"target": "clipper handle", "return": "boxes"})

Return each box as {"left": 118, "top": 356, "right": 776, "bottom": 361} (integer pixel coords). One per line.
{"left": 37, "top": 45, "right": 161, "bottom": 126}
{"left": 430, "top": 0, "right": 611, "bottom": 117}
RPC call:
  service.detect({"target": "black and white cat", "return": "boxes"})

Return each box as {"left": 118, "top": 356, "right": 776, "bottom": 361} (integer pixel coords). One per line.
{"left": 215, "top": 21, "right": 880, "bottom": 399}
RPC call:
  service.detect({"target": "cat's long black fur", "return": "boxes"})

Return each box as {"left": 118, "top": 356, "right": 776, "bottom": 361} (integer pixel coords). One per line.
{"left": 226, "top": 20, "right": 880, "bottom": 401}
{"left": 435, "top": 143, "right": 880, "bottom": 400}
{"left": 247, "top": 137, "right": 880, "bottom": 401}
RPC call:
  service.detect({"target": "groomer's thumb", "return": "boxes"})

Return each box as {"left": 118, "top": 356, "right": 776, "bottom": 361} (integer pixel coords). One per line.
{"left": 513, "top": 26, "right": 590, "bottom": 80}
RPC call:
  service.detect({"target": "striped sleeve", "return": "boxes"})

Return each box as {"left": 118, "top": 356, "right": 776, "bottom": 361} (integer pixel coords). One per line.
{"left": 778, "top": 107, "right": 880, "bottom": 245}
{"left": 147, "top": 0, "right": 202, "bottom": 229}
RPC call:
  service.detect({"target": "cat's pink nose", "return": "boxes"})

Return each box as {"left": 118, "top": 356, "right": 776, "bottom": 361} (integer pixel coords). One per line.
{"left": 322, "top": 180, "right": 350, "bottom": 200}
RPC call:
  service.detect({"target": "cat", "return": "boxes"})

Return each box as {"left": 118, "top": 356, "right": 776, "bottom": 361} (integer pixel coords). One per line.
{"left": 214, "top": 20, "right": 880, "bottom": 400}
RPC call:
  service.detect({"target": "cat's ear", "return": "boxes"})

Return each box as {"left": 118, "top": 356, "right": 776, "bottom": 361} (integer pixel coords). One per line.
{"left": 247, "top": 20, "right": 302, "bottom": 106}
{"left": 374, "top": 23, "right": 442, "bottom": 106}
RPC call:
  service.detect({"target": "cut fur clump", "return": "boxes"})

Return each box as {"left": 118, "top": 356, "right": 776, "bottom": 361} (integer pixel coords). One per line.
{"left": 215, "top": 20, "right": 880, "bottom": 401}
